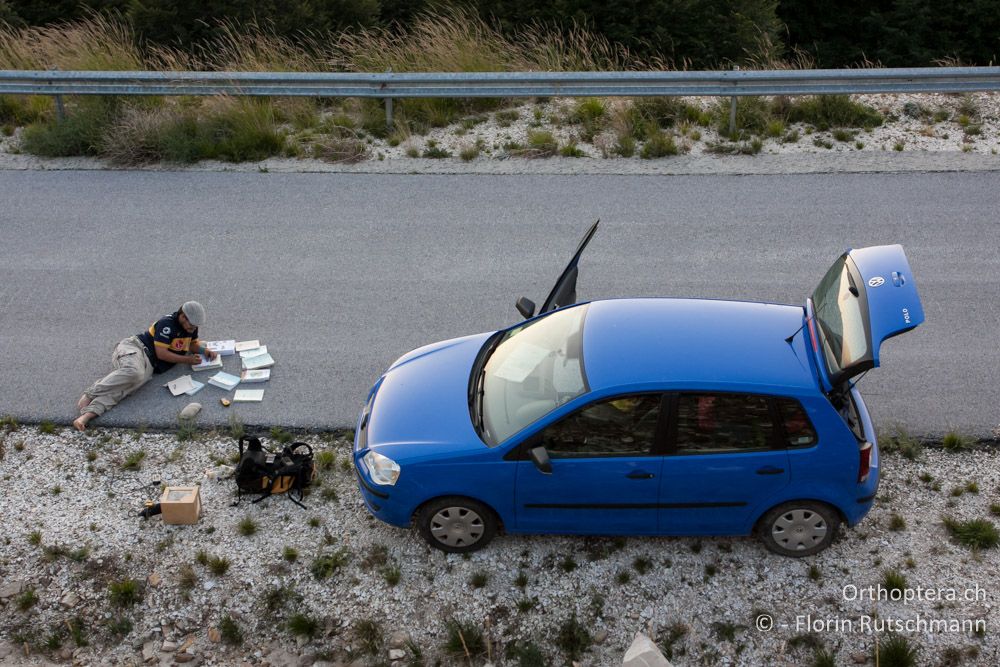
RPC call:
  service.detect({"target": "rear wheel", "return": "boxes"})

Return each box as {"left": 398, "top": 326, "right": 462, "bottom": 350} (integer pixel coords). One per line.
{"left": 416, "top": 497, "right": 497, "bottom": 554}
{"left": 759, "top": 501, "right": 840, "bottom": 557}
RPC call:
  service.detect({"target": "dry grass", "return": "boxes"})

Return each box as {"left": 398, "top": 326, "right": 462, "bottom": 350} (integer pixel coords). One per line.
{"left": 0, "top": 13, "right": 143, "bottom": 70}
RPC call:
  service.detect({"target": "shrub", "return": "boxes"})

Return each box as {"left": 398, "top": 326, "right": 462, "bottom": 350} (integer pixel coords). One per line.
{"left": 355, "top": 618, "right": 383, "bottom": 656}
{"left": 888, "top": 514, "right": 906, "bottom": 531}
{"left": 208, "top": 555, "right": 231, "bottom": 575}
{"left": 444, "top": 619, "right": 486, "bottom": 659}
{"left": 108, "top": 579, "right": 141, "bottom": 607}
{"left": 614, "top": 135, "right": 636, "bottom": 157}
{"left": 21, "top": 97, "right": 119, "bottom": 157}
{"left": 312, "top": 133, "right": 369, "bottom": 163}
{"left": 283, "top": 546, "right": 299, "bottom": 562}
{"left": 555, "top": 614, "right": 592, "bottom": 662}
{"left": 875, "top": 634, "right": 918, "bottom": 667}
{"left": 786, "top": 95, "right": 882, "bottom": 130}
{"left": 882, "top": 568, "right": 907, "bottom": 594}
{"left": 16, "top": 587, "right": 37, "bottom": 611}
{"left": 311, "top": 548, "right": 349, "bottom": 579}
{"left": 524, "top": 130, "right": 557, "bottom": 157}
{"left": 121, "top": 450, "right": 146, "bottom": 470}
{"left": 941, "top": 431, "right": 973, "bottom": 451}
{"left": 469, "top": 570, "right": 489, "bottom": 588}
{"left": 943, "top": 518, "right": 999, "bottom": 549}
{"left": 219, "top": 615, "right": 243, "bottom": 645}
{"left": 287, "top": 613, "right": 319, "bottom": 638}
{"left": 459, "top": 144, "right": 480, "bottom": 161}
{"left": 714, "top": 95, "right": 772, "bottom": 137}
{"left": 559, "top": 142, "right": 585, "bottom": 157}
{"left": 238, "top": 516, "right": 257, "bottom": 537}
{"left": 640, "top": 130, "right": 678, "bottom": 158}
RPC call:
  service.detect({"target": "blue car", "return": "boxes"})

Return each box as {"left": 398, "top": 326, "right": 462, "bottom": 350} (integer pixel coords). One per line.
{"left": 354, "top": 222, "right": 925, "bottom": 556}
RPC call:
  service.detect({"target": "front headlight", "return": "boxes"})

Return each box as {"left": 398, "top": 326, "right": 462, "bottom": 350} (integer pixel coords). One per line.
{"left": 362, "top": 450, "right": 400, "bottom": 486}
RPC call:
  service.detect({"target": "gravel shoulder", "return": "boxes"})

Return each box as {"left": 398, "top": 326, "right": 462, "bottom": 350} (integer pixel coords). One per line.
{"left": 2, "top": 93, "right": 999, "bottom": 177}
{"left": 1, "top": 425, "right": 998, "bottom": 666}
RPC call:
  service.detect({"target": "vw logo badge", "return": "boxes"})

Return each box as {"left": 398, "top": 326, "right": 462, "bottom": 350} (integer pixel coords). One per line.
{"left": 868, "top": 276, "right": 885, "bottom": 287}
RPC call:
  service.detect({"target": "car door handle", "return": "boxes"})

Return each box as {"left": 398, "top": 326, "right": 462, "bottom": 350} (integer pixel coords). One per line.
{"left": 626, "top": 471, "right": 655, "bottom": 479}
{"left": 756, "top": 466, "right": 785, "bottom": 475}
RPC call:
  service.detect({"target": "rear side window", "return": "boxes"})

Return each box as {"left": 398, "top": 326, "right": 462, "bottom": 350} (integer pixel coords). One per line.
{"left": 776, "top": 398, "right": 818, "bottom": 447}
{"left": 674, "top": 393, "right": 774, "bottom": 454}
{"left": 541, "top": 394, "right": 661, "bottom": 459}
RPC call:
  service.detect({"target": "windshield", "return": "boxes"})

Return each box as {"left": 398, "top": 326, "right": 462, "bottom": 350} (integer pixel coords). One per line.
{"left": 812, "top": 256, "right": 871, "bottom": 383}
{"left": 477, "top": 305, "right": 589, "bottom": 446}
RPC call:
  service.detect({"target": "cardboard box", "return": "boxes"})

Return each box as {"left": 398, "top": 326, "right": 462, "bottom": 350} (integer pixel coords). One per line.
{"left": 159, "top": 486, "right": 201, "bottom": 525}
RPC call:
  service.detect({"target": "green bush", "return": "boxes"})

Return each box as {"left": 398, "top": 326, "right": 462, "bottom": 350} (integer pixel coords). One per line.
{"left": 640, "top": 130, "right": 678, "bottom": 158}
{"left": 108, "top": 579, "right": 141, "bottom": 607}
{"left": 786, "top": 95, "right": 882, "bottom": 130}
{"left": 0, "top": 95, "right": 47, "bottom": 125}
{"left": 943, "top": 518, "right": 999, "bottom": 550}
{"left": 714, "top": 95, "right": 772, "bottom": 137}
{"left": 525, "top": 129, "right": 557, "bottom": 157}
{"left": 21, "top": 97, "right": 118, "bottom": 157}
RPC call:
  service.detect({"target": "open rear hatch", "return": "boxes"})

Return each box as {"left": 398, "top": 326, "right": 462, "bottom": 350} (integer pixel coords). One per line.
{"left": 806, "top": 244, "right": 925, "bottom": 392}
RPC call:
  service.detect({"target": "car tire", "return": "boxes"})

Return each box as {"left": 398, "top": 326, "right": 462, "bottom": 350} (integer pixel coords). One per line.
{"left": 759, "top": 501, "right": 841, "bottom": 557}
{"left": 416, "top": 496, "right": 498, "bottom": 554}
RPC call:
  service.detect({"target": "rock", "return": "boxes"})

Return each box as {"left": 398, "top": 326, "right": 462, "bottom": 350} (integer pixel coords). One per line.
{"left": 0, "top": 641, "right": 13, "bottom": 659}
{"left": 174, "top": 654, "right": 195, "bottom": 664}
{"left": 202, "top": 580, "right": 215, "bottom": 591}
{"left": 593, "top": 629, "right": 609, "bottom": 645}
{"left": 0, "top": 581, "right": 24, "bottom": 599}
{"left": 851, "top": 652, "right": 868, "bottom": 664}
{"left": 161, "top": 641, "right": 178, "bottom": 653}
{"left": 267, "top": 649, "right": 299, "bottom": 667}
{"left": 179, "top": 403, "right": 202, "bottom": 420}
{"left": 622, "top": 632, "right": 671, "bottom": 667}
{"left": 388, "top": 649, "right": 405, "bottom": 660}
{"left": 387, "top": 631, "right": 411, "bottom": 649}
{"left": 148, "top": 573, "right": 162, "bottom": 588}
{"left": 207, "top": 628, "right": 220, "bottom": 643}
{"left": 60, "top": 591, "right": 80, "bottom": 608}
{"left": 58, "top": 647, "right": 72, "bottom": 660}
{"left": 142, "top": 641, "right": 158, "bottom": 663}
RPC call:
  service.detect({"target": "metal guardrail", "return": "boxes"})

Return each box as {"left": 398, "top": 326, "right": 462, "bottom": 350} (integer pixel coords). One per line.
{"left": 2, "top": 66, "right": 999, "bottom": 130}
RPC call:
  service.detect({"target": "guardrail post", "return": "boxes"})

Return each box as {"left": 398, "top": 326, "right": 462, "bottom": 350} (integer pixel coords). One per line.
{"left": 48, "top": 66, "right": 65, "bottom": 122}
{"left": 728, "top": 65, "right": 739, "bottom": 138}
{"left": 384, "top": 67, "right": 394, "bottom": 131}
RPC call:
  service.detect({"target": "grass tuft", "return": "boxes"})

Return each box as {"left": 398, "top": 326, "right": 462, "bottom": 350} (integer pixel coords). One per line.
{"left": 942, "top": 517, "right": 999, "bottom": 549}
{"left": 555, "top": 614, "right": 592, "bottom": 662}
{"left": 287, "top": 612, "right": 319, "bottom": 638}
{"left": 108, "top": 578, "right": 141, "bottom": 607}
{"left": 444, "top": 618, "right": 486, "bottom": 660}
{"left": 311, "top": 548, "right": 349, "bottom": 580}
{"left": 219, "top": 615, "right": 243, "bottom": 645}
{"left": 874, "top": 633, "right": 919, "bottom": 667}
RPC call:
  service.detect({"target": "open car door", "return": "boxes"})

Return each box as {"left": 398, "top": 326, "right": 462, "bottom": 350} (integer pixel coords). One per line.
{"left": 516, "top": 220, "right": 600, "bottom": 319}
{"left": 807, "top": 244, "right": 925, "bottom": 391}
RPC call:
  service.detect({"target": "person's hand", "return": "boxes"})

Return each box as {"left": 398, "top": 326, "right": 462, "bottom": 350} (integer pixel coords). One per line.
{"left": 204, "top": 348, "right": 218, "bottom": 360}
{"left": 189, "top": 354, "right": 203, "bottom": 365}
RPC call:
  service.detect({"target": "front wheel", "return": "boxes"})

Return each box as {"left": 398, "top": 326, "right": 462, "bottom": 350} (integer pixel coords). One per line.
{"left": 759, "top": 501, "right": 841, "bottom": 557}
{"left": 416, "top": 497, "right": 497, "bottom": 554}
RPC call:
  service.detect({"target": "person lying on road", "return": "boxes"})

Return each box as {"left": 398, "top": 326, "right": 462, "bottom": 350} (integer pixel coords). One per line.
{"left": 74, "top": 301, "right": 217, "bottom": 431}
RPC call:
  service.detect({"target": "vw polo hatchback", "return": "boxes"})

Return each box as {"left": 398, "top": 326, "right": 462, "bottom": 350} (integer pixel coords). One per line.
{"left": 354, "top": 223, "right": 924, "bottom": 556}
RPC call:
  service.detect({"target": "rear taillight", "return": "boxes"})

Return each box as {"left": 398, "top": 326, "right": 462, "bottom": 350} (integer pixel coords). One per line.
{"left": 858, "top": 441, "right": 873, "bottom": 483}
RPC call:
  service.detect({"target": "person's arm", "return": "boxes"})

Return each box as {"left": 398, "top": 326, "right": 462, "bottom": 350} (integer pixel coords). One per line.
{"left": 156, "top": 346, "right": 202, "bottom": 365}
{"left": 192, "top": 339, "right": 218, "bottom": 360}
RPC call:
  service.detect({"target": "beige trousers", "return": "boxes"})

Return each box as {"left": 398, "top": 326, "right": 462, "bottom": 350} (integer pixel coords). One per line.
{"left": 82, "top": 336, "right": 154, "bottom": 417}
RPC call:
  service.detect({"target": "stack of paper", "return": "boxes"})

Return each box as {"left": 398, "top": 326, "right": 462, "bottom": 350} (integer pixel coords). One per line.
{"left": 164, "top": 375, "right": 204, "bottom": 396}
{"left": 207, "top": 371, "right": 241, "bottom": 391}
{"left": 242, "top": 352, "right": 274, "bottom": 371}
{"left": 233, "top": 389, "right": 264, "bottom": 402}
{"left": 240, "top": 369, "right": 270, "bottom": 383}
{"left": 206, "top": 340, "right": 236, "bottom": 356}
{"left": 192, "top": 354, "right": 223, "bottom": 371}
{"left": 239, "top": 345, "right": 267, "bottom": 358}
{"left": 234, "top": 340, "right": 260, "bottom": 352}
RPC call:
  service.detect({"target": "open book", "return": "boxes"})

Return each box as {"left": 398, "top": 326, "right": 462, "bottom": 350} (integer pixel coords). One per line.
{"left": 164, "top": 375, "right": 204, "bottom": 396}
{"left": 192, "top": 354, "right": 223, "bottom": 372}
{"left": 207, "top": 372, "right": 240, "bottom": 391}
{"left": 241, "top": 352, "right": 274, "bottom": 371}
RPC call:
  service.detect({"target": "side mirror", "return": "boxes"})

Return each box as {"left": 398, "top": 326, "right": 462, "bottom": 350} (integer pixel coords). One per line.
{"left": 516, "top": 297, "right": 536, "bottom": 319}
{"left": 528, "top": 446, "right": 552, "bottom": 474}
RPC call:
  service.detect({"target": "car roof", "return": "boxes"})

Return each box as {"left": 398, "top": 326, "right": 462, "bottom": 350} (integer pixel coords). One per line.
{"left": 581, "top": 298, "right": 817, "bottom": 394}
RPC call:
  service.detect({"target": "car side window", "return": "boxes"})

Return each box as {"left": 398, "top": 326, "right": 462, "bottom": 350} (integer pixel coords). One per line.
{"left": 776, "top": 397, "right": 819, "bottom": 447}
{"left": 674, "top": 393, "right": 774, "bottom": 454}
{"left": 541, "top": 394, "right": 661, "bottom": 458}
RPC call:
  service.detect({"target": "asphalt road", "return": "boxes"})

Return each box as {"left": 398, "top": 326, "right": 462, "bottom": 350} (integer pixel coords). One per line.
{"left": 0, "top": 171, "right": 996, "bottom": 438}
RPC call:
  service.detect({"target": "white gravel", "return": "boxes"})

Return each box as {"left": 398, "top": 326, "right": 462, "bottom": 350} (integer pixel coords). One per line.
{"left": 0, "top": 424, "right": 998, "bottom": 666}
{"left": 2, "top": 93, "right": 999, "bottom": 176}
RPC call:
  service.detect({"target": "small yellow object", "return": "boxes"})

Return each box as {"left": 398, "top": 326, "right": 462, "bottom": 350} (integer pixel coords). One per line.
{"left": 220, "top": 398, "right": 231, "bottom": 407}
